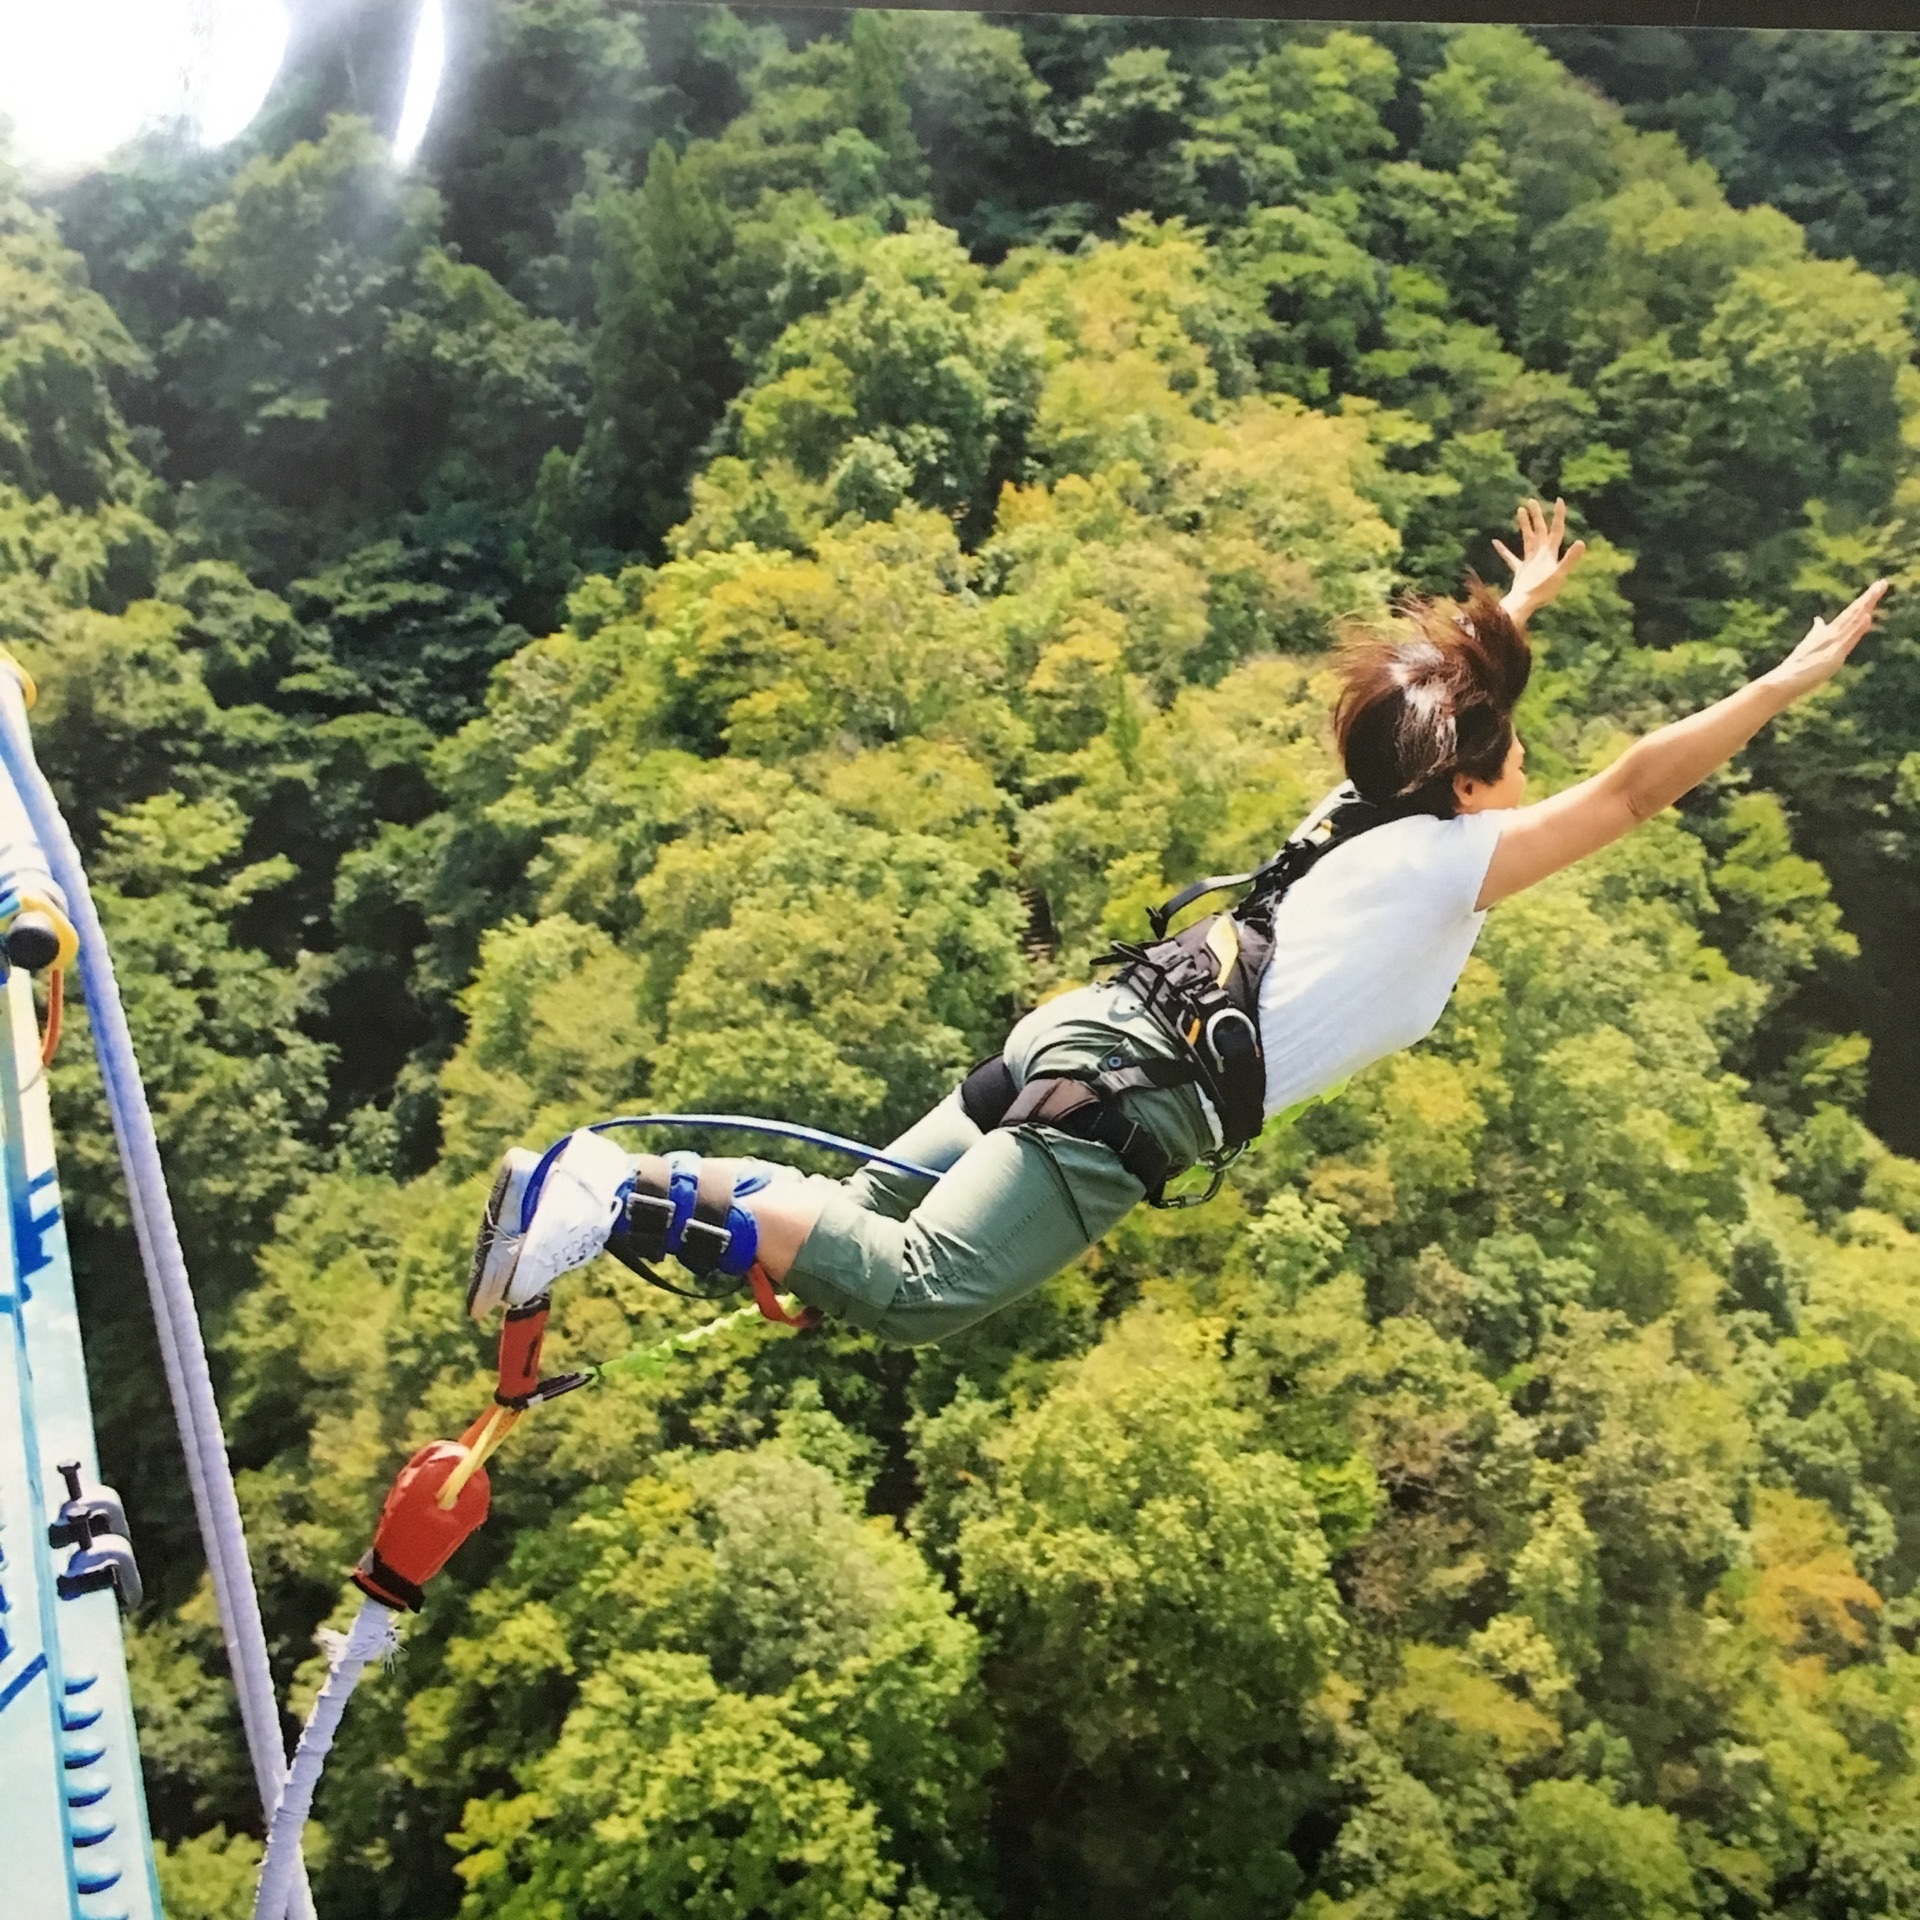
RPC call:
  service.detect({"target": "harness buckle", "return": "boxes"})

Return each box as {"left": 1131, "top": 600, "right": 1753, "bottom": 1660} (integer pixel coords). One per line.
{"left": 677, "top": 1217, "right": 732, "bottom": 1274}
{"left": 613, "top": 1189, "right": 676, "bottom": 1263}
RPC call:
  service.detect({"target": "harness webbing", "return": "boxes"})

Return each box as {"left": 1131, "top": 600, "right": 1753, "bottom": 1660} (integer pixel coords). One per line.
{"left": 1097, "top": 784, "right": 1397, "bottom": 1160}
{"left": 959, "top": 1055, "right": 1179, "bottom": 1200}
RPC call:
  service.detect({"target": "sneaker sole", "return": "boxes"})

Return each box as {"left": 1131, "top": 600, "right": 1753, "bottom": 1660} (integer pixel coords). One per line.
{"left": 466, "top": 1150, "right": 537, "bottom": 1321}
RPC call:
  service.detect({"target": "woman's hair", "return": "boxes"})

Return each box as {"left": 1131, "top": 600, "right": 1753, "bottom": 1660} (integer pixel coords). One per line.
{"left": 1331, "top": 580, "right": 1532, "bottom": 817}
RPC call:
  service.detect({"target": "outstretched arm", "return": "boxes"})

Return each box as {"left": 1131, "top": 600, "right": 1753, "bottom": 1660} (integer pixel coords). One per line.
{"left": 1476, "top": 578, "right": 1890, "bottom": 910}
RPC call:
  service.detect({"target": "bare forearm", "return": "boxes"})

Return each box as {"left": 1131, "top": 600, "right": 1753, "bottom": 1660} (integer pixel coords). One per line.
{"left": 1479, "top": 577, "right": 1884, "bottom": 910}
{"left": 1605, "top": 674, "right": 1796, "bottom": 822}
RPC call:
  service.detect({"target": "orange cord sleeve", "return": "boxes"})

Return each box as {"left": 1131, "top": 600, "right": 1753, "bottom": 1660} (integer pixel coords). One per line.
{"left": 40, "top": 966, "right": 62, "bottom": 1068}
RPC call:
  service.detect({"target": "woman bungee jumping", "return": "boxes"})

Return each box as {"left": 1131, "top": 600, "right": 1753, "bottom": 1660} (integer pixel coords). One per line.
{"left": 464, "top": 501, "right": 1889, "bottom": 1347}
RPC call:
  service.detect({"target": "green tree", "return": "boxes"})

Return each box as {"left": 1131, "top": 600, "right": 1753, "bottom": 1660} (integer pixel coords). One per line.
{"left": 949, "top": 1314, "right": 1345, "bottom": 1913}
{"left": 169, "top": 116, "right": 443, "bottom": 520}
{"left": 573, "top": 141, "right": 738, "bottom": 558}
{"left": 1515, "top": 1780, "right": 1700, "bottom": 1920}
{"left": 0, "top": 173, "right": 151, "bottom": 508}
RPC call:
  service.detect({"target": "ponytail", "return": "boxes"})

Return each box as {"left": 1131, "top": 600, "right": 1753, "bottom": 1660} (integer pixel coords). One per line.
{"left": 1331, "top": 581, "right": 1531, "bottom": 816}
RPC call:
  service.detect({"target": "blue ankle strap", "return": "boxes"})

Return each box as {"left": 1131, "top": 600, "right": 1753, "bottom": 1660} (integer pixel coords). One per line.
{"left": 664, "top": 1151, "right": 701, "bottom": 1250}
{"left": 663, "top": 1152, "right": 764, "bottom": 1276}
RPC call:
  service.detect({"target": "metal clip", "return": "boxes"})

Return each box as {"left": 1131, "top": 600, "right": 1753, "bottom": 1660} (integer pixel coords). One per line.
{"left": 49, "top": 1463, "right": 142, "bottom": 1610}
{"left": 1156, "top": 1145, "right": 1244, "bottom": 1211}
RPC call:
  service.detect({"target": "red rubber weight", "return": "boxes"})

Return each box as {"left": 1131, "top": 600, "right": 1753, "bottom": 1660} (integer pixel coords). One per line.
{"left": 350, "top": 1440, "right": 492, "bottom": 1611}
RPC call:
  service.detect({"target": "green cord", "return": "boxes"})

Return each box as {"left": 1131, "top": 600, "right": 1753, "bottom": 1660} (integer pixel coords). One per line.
{"left": 584, "top": 1299, "right": 772, "bottom": 1387}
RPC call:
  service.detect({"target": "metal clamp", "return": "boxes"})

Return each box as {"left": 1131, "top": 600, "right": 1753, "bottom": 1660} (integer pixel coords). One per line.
{"left": 49, "top": 1462, "right": 142, "bottom": 1610}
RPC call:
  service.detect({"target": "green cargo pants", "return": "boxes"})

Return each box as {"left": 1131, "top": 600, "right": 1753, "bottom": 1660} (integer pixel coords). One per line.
{"left": 781, "top": 983, "right": 1216, "bottom": 1345}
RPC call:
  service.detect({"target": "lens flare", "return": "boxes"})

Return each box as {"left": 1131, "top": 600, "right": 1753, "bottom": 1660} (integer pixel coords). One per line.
{"left": 186, "top": 0, "right": 290, "bottom": 150}
{"left": 392, "top": 0, "right": 446, "bottom": 169}
{"left": 0, "top": 0, "right": 286, "bottom": 179}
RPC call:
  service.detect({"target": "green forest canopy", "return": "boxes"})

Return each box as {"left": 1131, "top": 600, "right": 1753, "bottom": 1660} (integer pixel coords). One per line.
{"left": 6, "top": 9, "right": 1920, "bottom": 1917}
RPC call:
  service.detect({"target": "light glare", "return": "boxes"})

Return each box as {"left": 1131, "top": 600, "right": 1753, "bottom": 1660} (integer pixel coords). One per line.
{"left": 186, "top": 0, "right": 290, "bottom": 151}
{"left": 392, "top": 0, "right": 446, "bottom": 169}
{"left": 0, "top": 0, "right": 286, "bottom": 180}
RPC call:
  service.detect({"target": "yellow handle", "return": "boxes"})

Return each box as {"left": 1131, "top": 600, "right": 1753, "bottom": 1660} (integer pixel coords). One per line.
{"left": 435, "top": 1405, "right": 523, "bottom": 1511}
{"left": 15, "top": 890, "right": 78, "bottom": 971}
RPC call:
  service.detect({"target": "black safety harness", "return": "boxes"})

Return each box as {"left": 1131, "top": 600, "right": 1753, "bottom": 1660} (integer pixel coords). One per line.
{"left": 961, "top": 785, "right": 1393, "bottom": 1206}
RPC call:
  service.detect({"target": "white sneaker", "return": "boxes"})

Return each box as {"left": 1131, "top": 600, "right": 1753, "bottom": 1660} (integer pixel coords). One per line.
{"left": 465, "top": 1130, "right": 635, "bottom": 1319}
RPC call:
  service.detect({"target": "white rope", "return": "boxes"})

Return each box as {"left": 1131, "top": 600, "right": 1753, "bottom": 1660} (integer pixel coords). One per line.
{"left": 0, "top": 674, "right": 318, "bottom": 1920}
{"left": 253, "top": 1599, "right": 403, "bottom": 1920}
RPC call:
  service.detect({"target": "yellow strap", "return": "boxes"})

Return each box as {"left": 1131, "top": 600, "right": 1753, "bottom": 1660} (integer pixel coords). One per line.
{"left": 0, "top": 648, "right": 37, "bottom": 710}
{"left": 435, "top": 1405, "right": 524, "bottom": 1511}
{"left": 1205, "top": 915, "right": 1240, "bottom": 986}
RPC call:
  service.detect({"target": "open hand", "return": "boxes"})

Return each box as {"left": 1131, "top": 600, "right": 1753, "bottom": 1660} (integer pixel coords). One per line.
{"left": 1495, "top": 498, "right": 1587, "bottom": 623}
{"left": 1769, "top": 579, "right": 1890, "bottom": 696}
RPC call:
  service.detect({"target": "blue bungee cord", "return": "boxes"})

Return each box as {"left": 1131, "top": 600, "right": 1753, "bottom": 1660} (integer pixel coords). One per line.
{"left": 517, "top": 1113, "right": 941, "bottom": 1240}
{"left": 586, "top": 1112, "right": 942, "bottom": 1184}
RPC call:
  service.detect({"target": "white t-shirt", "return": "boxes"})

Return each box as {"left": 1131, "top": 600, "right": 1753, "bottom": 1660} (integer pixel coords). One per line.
{"left": 1256, "top": 807, "right": 1507, "bottom": 1117}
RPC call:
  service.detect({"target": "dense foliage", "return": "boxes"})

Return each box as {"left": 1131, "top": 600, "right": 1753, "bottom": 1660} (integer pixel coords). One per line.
{"left": 6, "top": 10, "right": 1920, "bottom": 1917}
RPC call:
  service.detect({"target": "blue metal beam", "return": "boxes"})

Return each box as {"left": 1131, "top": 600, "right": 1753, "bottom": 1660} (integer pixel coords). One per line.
{"left": 0, "top": 770, "right": 161, "bottom": 1920}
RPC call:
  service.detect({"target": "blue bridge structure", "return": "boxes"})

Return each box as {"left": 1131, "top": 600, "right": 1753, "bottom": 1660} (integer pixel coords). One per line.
{"left": 0, "top": 763, "right": 162, "bottom": 1920}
